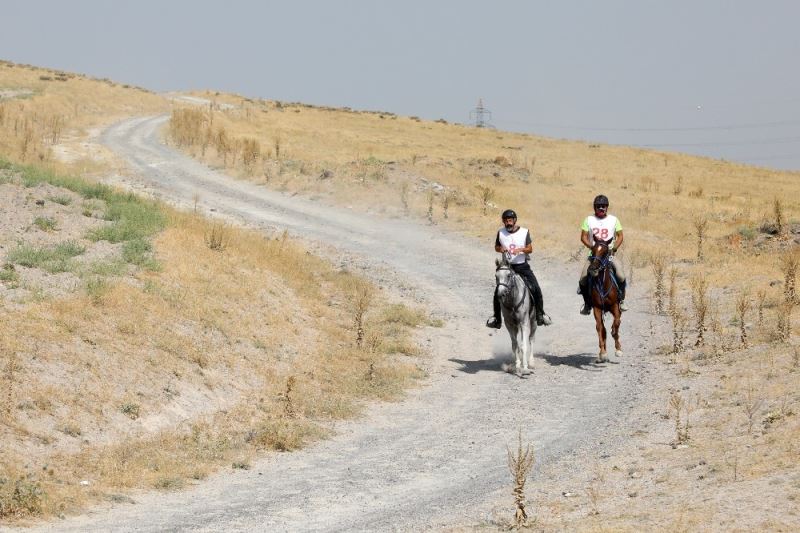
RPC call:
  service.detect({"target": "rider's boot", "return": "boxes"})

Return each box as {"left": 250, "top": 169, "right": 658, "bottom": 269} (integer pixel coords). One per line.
{"left": 580, "top": 284, "right": 592, "bottom": 315}
{"left": 487, "top": 290, "right": 502, "bottom": 328}
{"left": 531, "top": 284, "right": 552, "bottom": 326}
{"left": 537, "top": 313, "right": 552, "bottom": 326}
{"left": 618, "top": 280, "right": 629, "bottom": 312}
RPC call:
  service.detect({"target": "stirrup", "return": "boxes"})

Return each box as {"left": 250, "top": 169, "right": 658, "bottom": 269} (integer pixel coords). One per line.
{"left": 537, "top": 313, "right": 552, "bottom": 326}
{"left": 486, "top": 317, "right": 502, "bottom": 329}
{"left": 619, "top": 301, "right": 629, "bottom": 312}
{"left": 580, "top": 304, "right": 591, "bottom": 316}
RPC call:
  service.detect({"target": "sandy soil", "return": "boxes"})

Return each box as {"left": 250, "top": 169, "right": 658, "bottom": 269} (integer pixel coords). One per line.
{"left": 19, "top": 115, "right": 666, "bottom": 532}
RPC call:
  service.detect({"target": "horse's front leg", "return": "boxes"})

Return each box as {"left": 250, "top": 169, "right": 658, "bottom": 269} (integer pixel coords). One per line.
{"left": 593, "top": 307, "right": 607, "bottom": 363}
{"left": 518, "top": 318, "right": 531, "bottom": 372}
{"left": 611, "top": 307, "right": 623, "bottom": 357}
{"left": 507, "top": 323, "right": 521, "bottom": 372}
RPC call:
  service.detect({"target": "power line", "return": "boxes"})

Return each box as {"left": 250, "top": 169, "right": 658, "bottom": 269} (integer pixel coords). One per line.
{"left": 635, "top": 135, "right": 800, "bottom": 148}
{"left": 737, "top": 153, "right": 800, "bottom": 162}
{"left": 496, "top": 117, "right": 800, "bottom": 133}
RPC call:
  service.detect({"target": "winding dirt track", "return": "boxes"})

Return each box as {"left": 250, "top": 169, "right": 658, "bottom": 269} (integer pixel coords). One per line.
{"left": 31, "top": 116, "right": 654, "bottom": 532}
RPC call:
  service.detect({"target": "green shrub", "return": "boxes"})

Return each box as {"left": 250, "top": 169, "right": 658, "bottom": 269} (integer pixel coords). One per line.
{"left": 738, "top": 226, "right": 757, "bottom": 240}
{"left": 153, "top": 477, "right": 184, "bottom": 490}
{"left": 8, "top": 241, "right": 85, "bottom": 273}
{"left": 88, "top": 198, "right": 165, "bottom": 243}
{"left": 0, "top": 475, "right": 44, "bottom": 518}
{"left": 47, "top": 194, "right": 72, "bottom": 205}
{"left": 0, "top": 263, "right": 19, "bottom": 284}
{"left": 85, "top": 276, "right": 110, "bottom": 303}
{"left": 83, "top": 259, "right": 127, "bottom": 277}
{"left": 1, "top": 160, "right": 165, "bottom": 244}
{"left": 122, "top": 238, "right": 150, "bottom": 264}
{"left": 33, "top": 216, "right": 57, "bottom": 231}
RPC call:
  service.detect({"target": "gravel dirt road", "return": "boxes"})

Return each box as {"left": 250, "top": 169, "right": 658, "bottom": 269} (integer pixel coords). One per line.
{"left": 25, "top": 115, "right": 662, "bottom": 532}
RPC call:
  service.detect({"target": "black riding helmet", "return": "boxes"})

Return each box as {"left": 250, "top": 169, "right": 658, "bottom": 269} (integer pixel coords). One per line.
{"left": 501, "top": 209, "right": 517, "bottom": 220}
{"left": 593, "top": 195, "right": 609, "bottom": 208}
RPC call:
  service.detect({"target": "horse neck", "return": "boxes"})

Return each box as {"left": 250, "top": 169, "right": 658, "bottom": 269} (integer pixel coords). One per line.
{"left": 592, "top": 264, "right": 617, "bottom": 304}
{"left": 498, "top": 269, "right": 524, "bottom": 304}
{"left": 600, "top": 266, "right": 613, "bottom": 289}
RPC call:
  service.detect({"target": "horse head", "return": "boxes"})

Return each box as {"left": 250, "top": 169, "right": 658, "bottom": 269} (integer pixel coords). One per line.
{"left": 495, "top": 253, "right": 515, "bottom": 298}
{"left": 588, "top": 237, "right": 613, "bottom": 277}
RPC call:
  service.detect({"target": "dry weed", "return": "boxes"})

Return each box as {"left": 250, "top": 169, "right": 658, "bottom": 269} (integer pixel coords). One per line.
{"left": 756, "top": 288, "right": 767, "bottom": 328}
{"left": 669, "top": 392, "right": 691, "bottom": 445}
{"left": 349, "top": 279, "right": 373, "bottom": 348}
{"left": 669, "top": 304, "right": 687, "bottom": 356}
{"left": 773, "top": 197, "right": 787, "bottom": 239}
{"left": 736, "top": 289, "right": 751, "bottom": 348}
{"left": 690, "top": 274, "right": 709, "bottom": 347}
{"left": 651, "top": 254, "right": 666, "bottom": 315}
{"left": 426, "top": 189, "right": 436, "bottom": 224}
{"left": 204, "top": 222, "right": 228, "bottom": 251}
{"left": 280, "top": 376, "right": 297, "bottom": 419}
{"left": 776, "top": 300, "right": 794, "bottom": 343}
{"left": 693, "top": 215, "right": 709, "bottom": 261}
{"left": 476, "top": 184, "right": 494, "bottom": 216}
{"left": 507, "top": 429, "right": 535, "bottom": 528}
{"left": 779, "top": 249, "right": 798, "bottom": 304}
{"left": 742, "top": 382, "right": 764, "bottom": 435}
{"left": 400, "top": 182, "right": 410, "bottom": 215}
{"left": 441, "top": 190, "right": 451, "bottom": 219}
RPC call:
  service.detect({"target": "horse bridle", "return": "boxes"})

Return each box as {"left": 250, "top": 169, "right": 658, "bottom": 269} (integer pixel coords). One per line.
{"left": 588, "top": 243, "right": 611, "bottom": 276}
{"left": 495, "top": 265, "right": 527, "bottom": 312}
{"left": 588, "top": 243, "right": 616, "bottom": 302}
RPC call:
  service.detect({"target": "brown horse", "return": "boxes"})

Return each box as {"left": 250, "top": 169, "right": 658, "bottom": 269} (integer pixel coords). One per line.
{"left": 587, "top": 238, "right": 623, "bottom": 362}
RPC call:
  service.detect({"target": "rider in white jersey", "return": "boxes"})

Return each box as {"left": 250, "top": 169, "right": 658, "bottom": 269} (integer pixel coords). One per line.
{"left": 487, "top": 209, "right": 552, "bottom": 328}
{"left": 578, "top": 195, "right": 628, "bottom": 314}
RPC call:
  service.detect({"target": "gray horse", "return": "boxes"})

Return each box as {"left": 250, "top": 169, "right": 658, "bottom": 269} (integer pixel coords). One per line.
{"left": 494, "top": 254, "right": 538, "bottom": 375}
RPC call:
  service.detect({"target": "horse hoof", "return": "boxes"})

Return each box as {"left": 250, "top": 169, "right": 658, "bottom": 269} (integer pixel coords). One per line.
{"left": 615, "top": 350, "right": 624, "bottom": 357}
{"left": 596, "top": 354, "right": 607, "bottom": 363}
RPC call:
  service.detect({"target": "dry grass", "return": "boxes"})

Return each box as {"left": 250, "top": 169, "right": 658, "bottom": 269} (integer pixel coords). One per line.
{"left": 3, "top": 63, "right": 800, "bottom": 527}
{"left": 166, "top": 89, "right": 800, "bottom": 531}
{"left": 0, "top": 60, "right": 167, "bottom": 175}
{"left": 167, "top": 90, "right": 799, "bottom": 277}
{"left": 2, "top": 71, "right": 427, "bottom": 522}
{"left": 0, "top": 172, "right": 428, "bottom": 520}
{"left": 507, "top": 430, "right": 535, "bottom": 529}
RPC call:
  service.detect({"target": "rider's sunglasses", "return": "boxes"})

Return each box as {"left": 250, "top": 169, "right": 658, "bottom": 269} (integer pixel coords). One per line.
{"left": 594, "top": 205, "right": 608, "bottom": 210}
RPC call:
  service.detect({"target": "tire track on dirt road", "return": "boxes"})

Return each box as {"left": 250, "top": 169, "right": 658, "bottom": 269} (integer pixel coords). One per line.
{"left": 26, "top": 115, "right": 655, "bottom": 532}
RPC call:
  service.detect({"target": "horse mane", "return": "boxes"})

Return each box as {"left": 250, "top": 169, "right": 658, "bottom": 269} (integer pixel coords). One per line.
{"left": 496, "top": 253, "right": 511, "bottom": 269}
{"left": 593, "top": 237, "right": 613, "bottom": 250}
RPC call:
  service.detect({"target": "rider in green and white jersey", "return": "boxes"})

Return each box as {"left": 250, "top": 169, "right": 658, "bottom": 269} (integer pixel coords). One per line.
{"left": 578, "top": 195, "right": 628, "bottom": 315}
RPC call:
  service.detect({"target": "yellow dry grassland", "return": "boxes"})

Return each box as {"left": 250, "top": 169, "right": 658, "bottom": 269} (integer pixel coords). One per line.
{"left": 168, "top": 91, "right": 800, "bottom": 346}
{"left": 170, "top": 91, "right": 800, "bottom": 529}
{"left": 169, "top": 90, "right": 797, "bottom": 254}
{"left": 0, "top": 193, "right": 428, "bottom": 520}
{"left": 0, "top": 59, "right": 167, "bottom": 172}
{"left": 0, "top": 146, "right": 428, "bottom": 521}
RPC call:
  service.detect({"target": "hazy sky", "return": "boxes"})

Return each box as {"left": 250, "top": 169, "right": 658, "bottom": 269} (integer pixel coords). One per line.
{"left": 3, "top": 0, "right": 799, "bottom": 170}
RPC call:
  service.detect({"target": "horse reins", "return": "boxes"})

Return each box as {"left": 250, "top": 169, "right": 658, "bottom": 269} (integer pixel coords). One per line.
{"left": 588, "top": 248, "right": 621, "bottom": 311}
{"left": 496, "top": 266, "right": 528, "bottom": 312}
